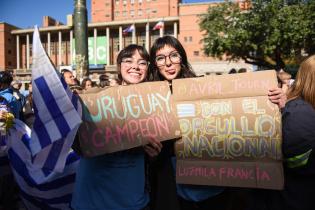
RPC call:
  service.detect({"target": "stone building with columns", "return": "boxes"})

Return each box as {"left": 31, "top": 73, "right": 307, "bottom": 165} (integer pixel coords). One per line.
{"left": 1, "top": 0, "right": 252, "bottom": 86}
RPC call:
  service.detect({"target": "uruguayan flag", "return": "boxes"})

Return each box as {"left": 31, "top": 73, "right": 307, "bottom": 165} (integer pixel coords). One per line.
{"left": 1, "top": 26, "right": 83, "bottom": 209}
{"left": 7, "top": 119, "right": 79, "bottom": 210}
{"left": 30, "top": 26, "right": 82, "bottom": 173}
{"left": 177, "top": 103, "right": 196, "bottom": 118}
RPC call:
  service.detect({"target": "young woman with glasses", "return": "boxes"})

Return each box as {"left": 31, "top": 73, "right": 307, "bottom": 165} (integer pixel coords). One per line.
{"left": 147, "top": 36, "right": 287, "bottom": 210}
{"left": 72, "top": 44, "right": 161, "bottom": 210}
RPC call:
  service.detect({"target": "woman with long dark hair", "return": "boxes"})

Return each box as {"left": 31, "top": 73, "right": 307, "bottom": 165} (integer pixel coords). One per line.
{"left": 147, "top": 36, "right": 287, "bottom": 210}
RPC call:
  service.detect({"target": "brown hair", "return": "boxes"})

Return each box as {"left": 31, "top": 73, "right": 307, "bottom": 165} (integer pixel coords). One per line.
{"left": 149, "top": 36, "right": 196, "bottom": 81}
{"left": 116, "top": 44, "right": 150, "bottom": 84}
{"left": 287, "top": 55, "right": 315, "bottom": 109}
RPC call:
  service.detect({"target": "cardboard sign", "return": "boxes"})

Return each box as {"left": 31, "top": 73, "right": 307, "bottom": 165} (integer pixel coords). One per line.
{"left": 173, "top": 70, "right": 283, "bottom": 189}
{"left": 78, "top": 81, "right": 181, "bottom": 157}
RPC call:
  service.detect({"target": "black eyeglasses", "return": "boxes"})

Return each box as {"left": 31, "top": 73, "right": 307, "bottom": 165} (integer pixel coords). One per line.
{"left": 155, "top": 51, "right": 181, "bottom": 67}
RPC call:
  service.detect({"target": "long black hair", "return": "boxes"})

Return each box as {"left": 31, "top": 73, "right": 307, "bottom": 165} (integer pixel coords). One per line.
{"left": 149, "top": 36, "right": 196, "bottom": 81}
{"left": 116, "top": 44, "right": 150, "bottom": 84}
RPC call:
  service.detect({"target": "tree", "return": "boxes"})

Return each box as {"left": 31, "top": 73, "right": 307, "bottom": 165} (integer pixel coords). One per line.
{"left": 199, "top": 0, "right": 315, "bottom": 70}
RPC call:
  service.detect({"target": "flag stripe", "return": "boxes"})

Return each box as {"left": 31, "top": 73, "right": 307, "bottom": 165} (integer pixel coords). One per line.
{"left": 42, "top": 140, "right": 64, "bottom": 177}
{"left": 8, "top": 148, "right": 76, "bottom": 191}
{"left": 20, "top": 189, "right": 66, "bottom": 210}
{"left": 32, "top": 102, "right": 51, "bottom": 149}
{"left": 34, "top": 76, "right": 71, "bottom": 140}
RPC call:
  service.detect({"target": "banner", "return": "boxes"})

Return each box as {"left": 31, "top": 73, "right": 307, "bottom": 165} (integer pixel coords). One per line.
{"left": 78, "top": 81, "right": 181, "bottom": 157}
{"left": 72, "top": 36, "right": 107, "bottom": 65}
{"left": 173, "top": 71, "right": 283, "bottom": 189}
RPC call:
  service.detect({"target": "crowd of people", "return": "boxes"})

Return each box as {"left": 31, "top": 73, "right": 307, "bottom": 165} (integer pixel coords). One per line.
{"left": 0, "top": 36, "right": 314, "bottom": 210}
{"left": 60, "top": 69, "right": 120, "bottom": 93}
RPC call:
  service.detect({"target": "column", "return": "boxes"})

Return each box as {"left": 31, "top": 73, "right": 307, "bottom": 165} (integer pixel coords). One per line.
{"left": 94, "top": 28, "right": 97, "bottom": 65}
{"left": 58, "top": 31, "right": 62, "bottom": 66}
{"left": 106, "top": 27, "right": 110, "bottom": 65}
{"left": 47, "top": 32, "right": 51, "bottom": 56}
{"left": 174, "top": 22, "right": 178, "bottom": 39}
{"left": 26, "top": 34, "right": 30, "bottom": 70}
{"left": 119, "top": 26, "right": 123, "bottom": 51}
{"left": 70, "top": 30, "right": 73, "bottom": 65}
{"left": 145, "top": 23, "right": 150, "bottom": 52}
{"left": 16, "top": 35, "right": 20, "bottom": 69}
{"left": 132, "top": 24, "right": 136, "bottom": 44}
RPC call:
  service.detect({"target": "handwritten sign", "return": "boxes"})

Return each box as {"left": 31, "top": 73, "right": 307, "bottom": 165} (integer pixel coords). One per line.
{"left": 173, "top": 71, "right": 283, "bottom": 189}
{"left": 78, "top": 81, "right": 181, "bottom": 157}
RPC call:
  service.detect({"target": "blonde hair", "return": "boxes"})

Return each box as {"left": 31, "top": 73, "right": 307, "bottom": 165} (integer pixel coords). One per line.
{"left": 287, "top": 55, "right": 315, "bottom": 109}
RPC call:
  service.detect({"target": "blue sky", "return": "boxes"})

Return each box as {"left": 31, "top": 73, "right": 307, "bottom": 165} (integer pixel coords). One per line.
{"left": 0, "top": 0, "right": 91, "bottom": 28}
{"left": 0, "top": 0, "right": 222, "bottom": 29}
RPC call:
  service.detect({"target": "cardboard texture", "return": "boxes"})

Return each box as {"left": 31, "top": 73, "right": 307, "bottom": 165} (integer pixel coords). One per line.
{"left": 78, "top": 81, "right": 181, "bottom": 157}
{"left": 173, "top": 70, "right": 284, "bottom": 189}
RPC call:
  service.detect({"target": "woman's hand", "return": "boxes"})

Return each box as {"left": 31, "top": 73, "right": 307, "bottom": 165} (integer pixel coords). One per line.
{"left": 144, "top": 137, "right": 163, "bottom": 158}
{"left": 268, "top": 87, "right": 287, "bottom": 109}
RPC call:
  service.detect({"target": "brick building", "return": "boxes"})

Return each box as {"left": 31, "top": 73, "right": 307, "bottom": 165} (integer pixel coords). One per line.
{"left": 1, "top": 0, "right": 252, "bottom": 85}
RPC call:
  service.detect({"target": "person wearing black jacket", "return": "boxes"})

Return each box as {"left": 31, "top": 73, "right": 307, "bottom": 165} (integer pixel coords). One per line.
{"left": 278, "top": 55, "right": 315, "bottom": 210}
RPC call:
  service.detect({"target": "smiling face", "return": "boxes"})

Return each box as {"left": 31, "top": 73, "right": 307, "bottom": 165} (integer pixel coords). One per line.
{"left": 120, "top": 50, "right": 148, "bottom": 85}
{"left": 84, "top": 80, "right": 92, "bottom": 90}
{"left": 155, "top": 45, "right": 181, "bottom": 81}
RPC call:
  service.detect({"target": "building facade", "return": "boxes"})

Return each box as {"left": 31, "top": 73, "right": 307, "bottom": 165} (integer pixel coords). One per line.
{"left": 1, "top": 0, "right": 252, "bottom": 84}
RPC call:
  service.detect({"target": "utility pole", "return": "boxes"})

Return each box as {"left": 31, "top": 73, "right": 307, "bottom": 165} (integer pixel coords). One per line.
{"left": 74, "top": 0, "right": 89, "bottom": 79}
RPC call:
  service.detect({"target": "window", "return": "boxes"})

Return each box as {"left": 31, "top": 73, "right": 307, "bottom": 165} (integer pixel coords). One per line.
{"left": 193, "top": 51, "right": 199, "bottom": 56}
{"left": 122, "top": 11, "right": 127, "bottom": 16}
{"left": 123, "top": 0, "right": 127, "bottom": 5}
{"left": 131, "top": 0, "right": 135, "bottom": 4}
{"left": 138, "top": 9, "right": 142, "bottom": 16}
{"left": 115, "top": 11, "right": 120, "bottom": 17}
{"left": 8, "top": 61, "right": 12, "bottom": 66}
{"left": 115, "top": 0, "right": 119, "bottom": 4}
{"left": 152, "top": 9, "right": 157, "bottom": 14}
{"left": 184, "top": 37, "right": 187, "bottom": 42}
{"left": 146, "top": 9, "right": 151, "bottom": 14}
{"left": 189, "top": 36, "right": 192, "bottom": 42}
{"left": 138, "top": 0, "right": 143, "bottom": 3}
{"left": 130, "top": 10, "right": 135, "bottom": 16}
{"left": 106, "top": 14, "right": 110, "bottom": 17}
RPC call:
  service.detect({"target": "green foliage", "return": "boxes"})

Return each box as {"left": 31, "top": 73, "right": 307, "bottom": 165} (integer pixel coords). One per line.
{"left": 199, "top": 0, "right": 315, "bottom": 70}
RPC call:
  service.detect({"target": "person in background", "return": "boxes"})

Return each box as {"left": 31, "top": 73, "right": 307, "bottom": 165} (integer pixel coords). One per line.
{"left": 98, "top": 74, "right": 110, "bottom": 88}
{"left": 109, "top": 77, "right": 119, "bottom": 87}
{"left": 81, "top": 78, "right": 93, "bottom": 91}
{"left": 237, "top": 68, "right": 247, "bottom": 73}
{"left": 0, "top": 72, "right": 22, "bottom": 119}
{"left": 61, "top": 69, "right": 77, "bottom": 86}
{"left": 275, "top": 55, "right": 315, "bottom": 210}
{"left": 61, "top": 69, "right": 82, "bottom": 93}
{"left": 10, "top": 80, "right": 26, "bottom": 121}
{"left": 71, "top": 44, "right": 162, "bottom": 210}
{"left": 277, "top": 69, "right": 292, "bottom": 94}
{"left": 23, "top": 83, "right": 34, "bottom": 128}
{"left": 228, "top": 68, "right": 237, "bottom": 74}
